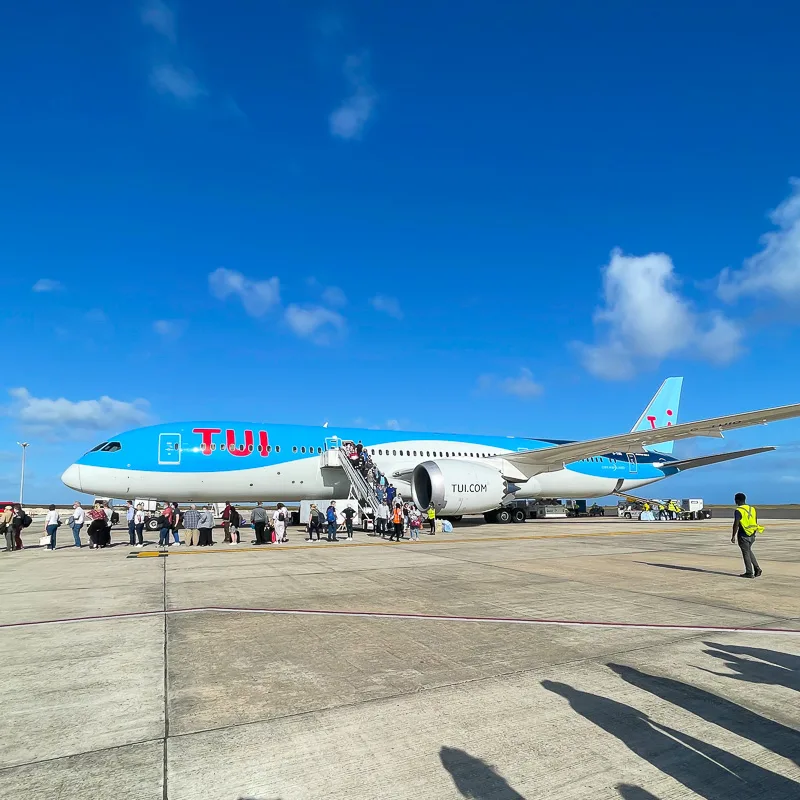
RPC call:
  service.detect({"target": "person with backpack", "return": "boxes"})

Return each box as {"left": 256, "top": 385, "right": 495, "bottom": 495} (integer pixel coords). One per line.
{"left": 2, "top": 505, "right": 15, "bottom": 551}
{"left": 390, "top": 503, "right": 404, "bottom": 541}
{"left": 409, "top": 508, "right": 421, "bottom": 541}
{"left": 326, "top": 502, "right": 338, "bottom": 541}
{"left": 272, "top": 503, "right": 289, "bottom": 543}
{"left": 222, "top": 501, "right": 233, "bottom": 543}
{"left": 229, "top": 505, "right": 241, "bottom": 544}
{"left": 157, "top": 504, "right": 172, "bottom": 548}
{"left": 44, "top": 504, "right": 61, "bottom": 551}
{"left": 251, "top": 502, "right": 268, "bottom": 545}
{"left": 341, "top": 504, "right": 356, "bottom": 540}
{"left": 386, "top": 485, "right": 396, "bottom": 507}
{"left": 12, "top": 505, "right": 30, "bottom": 550}
{"left": 87, "top": 503, "right": 109, "bottom": 549}
{"left": 732, "top": 492, "right": 764, "bottom": 578}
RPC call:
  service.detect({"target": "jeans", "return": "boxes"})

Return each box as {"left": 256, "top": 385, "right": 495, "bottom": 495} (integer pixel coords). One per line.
{"left": 327, "top": 521, "right": 337, "bottom": 540}
{"left": 159, "top": 526, "right": 171, "bottom": 546}
{"left": 128, "top": 520, "right": 136, "bottom": 545}
{"left": 46, "top": 523, "right": 58, "bottom": 550}
{"left": 344, "top": 519, "right": 353, "bottom": 538}
{"left": 72, "top": 524, "right": 83, "bottom": 547}
{"left": 410, "top": 525, "right": 419, "bottom": 540}
{"left": 375, "top": 518, "right": 386, "bottom": 536}
{"left": 172, "top": 528, "right": 181, "bottom": 544}
{"left": 135, "top": 524, "right": 144, "bottom": 544}
{"left": 738, "top": 534, "right": 761, "bottom": 575}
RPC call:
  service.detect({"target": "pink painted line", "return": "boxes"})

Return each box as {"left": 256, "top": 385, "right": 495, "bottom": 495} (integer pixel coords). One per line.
{"left": 1, "top": 606, "right": 799, "bottom": 635}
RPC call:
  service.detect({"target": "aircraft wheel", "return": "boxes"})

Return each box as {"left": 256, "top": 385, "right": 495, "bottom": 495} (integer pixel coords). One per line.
{"left": 512, "top": 509, "right": 526, "bottom": 523}
{"left": 484, "top": 511, "right": 497, "bottom": 523}
{"left": 496, "top": 508, "right": 512, "bottom": 524}
{"left": 145, "top": 517, "right": 160, "bottom": 532}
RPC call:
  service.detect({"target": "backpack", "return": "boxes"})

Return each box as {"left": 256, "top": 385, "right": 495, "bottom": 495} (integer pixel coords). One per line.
{"left": 327, "top": 507, "right": 336, "bottom": 522}
{"left": 110, "top": 511, "right": 119, "bottom": 525}
{"left": 278, "top": 512, "right": 285, "bottom": 522}
{"left": 22, "top": 513, "right": 33, "bottom": 528}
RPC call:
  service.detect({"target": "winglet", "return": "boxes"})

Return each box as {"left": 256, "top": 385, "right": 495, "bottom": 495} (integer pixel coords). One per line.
{"left": 631, "top": 377, "right": 683, "bottom": 455}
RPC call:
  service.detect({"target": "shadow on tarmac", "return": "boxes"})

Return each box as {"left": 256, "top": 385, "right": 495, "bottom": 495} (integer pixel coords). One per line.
{"left": 635, "top": 562, "right": 734, "bottom": 577}
{"left": 440, "top": 746, "right": 526, "bottom": 799}
{"left": 698, "top": 642, "right": 800, "bottom": 692}
{"left": 542, "top": 673, "right": 800, "bottom": 800}
{"left": 616, "top": 785, "right": 661, "bottom": 799}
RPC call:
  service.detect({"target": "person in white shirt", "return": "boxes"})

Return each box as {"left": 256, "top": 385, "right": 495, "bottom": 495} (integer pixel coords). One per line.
{"left": 44, "top": 504, "right": 61, "bottom": 551}
{"left": 71, "top": 502, "right": 85, "bottom": 548}
{"left": 376, "top": 501, "right": 389, "bottom": 537}
{"left": 133, "top": 504, "right": 146, "bottom": 547}
{"left": 272, "top": 503, "right": 289, "bottom": 543}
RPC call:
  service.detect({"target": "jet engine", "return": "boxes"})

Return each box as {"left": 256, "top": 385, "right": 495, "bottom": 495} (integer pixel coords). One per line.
{"left": 411, "top": 460, "right": 509, "bottom": 515}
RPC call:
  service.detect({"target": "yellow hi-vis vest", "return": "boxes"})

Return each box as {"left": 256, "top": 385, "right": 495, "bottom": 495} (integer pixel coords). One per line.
{"left": 736, "top": 505, "right": 764, "bottom": 536}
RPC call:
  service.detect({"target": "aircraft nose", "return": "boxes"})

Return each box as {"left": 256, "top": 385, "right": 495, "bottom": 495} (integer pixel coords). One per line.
{"left": 61, "top": 464, "right": 82, "bottom": 492}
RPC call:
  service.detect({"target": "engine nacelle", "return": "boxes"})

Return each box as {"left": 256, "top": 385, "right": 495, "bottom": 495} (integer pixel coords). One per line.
{"left": 411, "top": 460, "right": 508, "bottom": 515}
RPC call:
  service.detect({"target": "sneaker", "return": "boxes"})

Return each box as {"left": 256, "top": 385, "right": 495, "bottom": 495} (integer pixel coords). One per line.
{"left": 754, "top": 569, "right": 763, "bottom": 577}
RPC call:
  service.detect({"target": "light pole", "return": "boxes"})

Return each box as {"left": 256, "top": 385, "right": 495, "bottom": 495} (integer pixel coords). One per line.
{"left": 17, "top": 442, "right": 29, "bottom": 505}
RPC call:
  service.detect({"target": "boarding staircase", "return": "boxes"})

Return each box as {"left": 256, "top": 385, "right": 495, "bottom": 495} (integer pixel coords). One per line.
{"left": 337, "top": 449, "right": 381, "bottom": 516}
{"left": 320, "top": 438, "right": 381, "bottom": 516}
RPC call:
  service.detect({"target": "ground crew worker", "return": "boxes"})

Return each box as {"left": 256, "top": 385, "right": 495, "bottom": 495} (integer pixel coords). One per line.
{"left": 732, "top": 492, "right": 763, "bottom": 578}
{"left": 427, "top": 504, "right": 436, "bottom": 535}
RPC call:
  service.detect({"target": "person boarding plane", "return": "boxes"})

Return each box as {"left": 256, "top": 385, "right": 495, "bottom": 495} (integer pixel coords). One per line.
{"left": 61, "top": 378, "right": 799, "bottom": 519}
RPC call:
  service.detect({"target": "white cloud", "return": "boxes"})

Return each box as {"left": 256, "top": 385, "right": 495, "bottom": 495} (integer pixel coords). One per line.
{"left": 385, "top": 419, "right": 400, "bottom": 430}
{"left": 284, "top": 304, "right": 346, "bottom": 344}
{"left": 150, "top": 64, "right": 206, "bottom": 102}
{"left": 577, "top": 249, "right": 743, "bottom": 380}
{"left": 7, "top": 388, "right": 150, "bottom": 433}
{"left": 141, "top": 0, "right": 175, "bottom": 42}
{"left": 85, "top": 309, "right": 109, "bottom": 324}
{"left": 32, "top": 278, "right": 63, "bottom": 293}
{"left": 478, "top": 369, "right": 543, "bottom": 399}
{"left": 322, "top": 286, "right": 347, "bottom": 306}
{"left": 718, "top": 179, "right": 800, "bottom": 301}
{"left": 153, "top": 319, "right": 185, "bottom": 338}
{"left": 329, "top": 53, "right": 377, "bottom": 140}
{"left": 209, "top": 268, "right": 280, "bottom": 317}
{"left": 371, "top": 294, "right": 403, "bottom": 319}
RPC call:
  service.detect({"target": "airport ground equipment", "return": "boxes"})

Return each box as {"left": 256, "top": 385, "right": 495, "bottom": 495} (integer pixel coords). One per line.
{"left": 680, "top": 498, "right": 712, "bottom": 520}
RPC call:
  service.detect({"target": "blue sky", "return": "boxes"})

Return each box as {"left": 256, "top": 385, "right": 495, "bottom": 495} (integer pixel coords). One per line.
{"left": 2, "top": 0, "right": 800, "bottom": 504}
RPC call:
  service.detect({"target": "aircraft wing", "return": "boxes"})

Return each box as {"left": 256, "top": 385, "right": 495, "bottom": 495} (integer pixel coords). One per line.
{"left": 498, "top": 402, "right": 800, "bottom": 473}
{"left": 660, "top": 446, "right": 775, "bottom": 472}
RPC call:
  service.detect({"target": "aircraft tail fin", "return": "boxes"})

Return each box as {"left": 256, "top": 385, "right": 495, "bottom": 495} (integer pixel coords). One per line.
{"left": 631, "top": 377, "right": 683, "bottom": 455}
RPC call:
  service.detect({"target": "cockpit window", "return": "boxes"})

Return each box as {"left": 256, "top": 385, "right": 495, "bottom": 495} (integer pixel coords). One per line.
{"left": 88, "top": 442, "right": 108, "bottom": 453}
{"left": 101, "top": 442, "right": 122, "bottom": 452}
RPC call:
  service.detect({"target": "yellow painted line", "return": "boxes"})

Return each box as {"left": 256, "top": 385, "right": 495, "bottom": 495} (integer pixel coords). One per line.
{"left": 129, "top": 524, "right": 731, "bottom": 557}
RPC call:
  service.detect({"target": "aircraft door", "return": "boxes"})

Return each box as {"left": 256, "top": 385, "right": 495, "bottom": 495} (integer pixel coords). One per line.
{"left": 627, "top": 453, "right": 638, "bottom": 474}
{"left": 159, "top": 433, "right": 182, "bottom": 465}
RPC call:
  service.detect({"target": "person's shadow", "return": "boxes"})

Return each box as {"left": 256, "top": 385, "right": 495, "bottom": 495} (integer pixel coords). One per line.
{"left": 699, "top": 642, "right": 800, "bottom": 692}
{"left": 608, "top": 662, "right": 800, "bottom": 766}
{"left": 542, "top": 680, "right": 800, "bottom": 800}
{"left": 616, "top": 785, "right": 661, "bottom": 799}
{"left": 440, "top": 746, "right": 526, "bottom": 799}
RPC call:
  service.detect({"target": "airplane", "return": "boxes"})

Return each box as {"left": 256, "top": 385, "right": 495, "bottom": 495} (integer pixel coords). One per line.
{"left": 61, "top": 378, "right": 800, "bottom": 521}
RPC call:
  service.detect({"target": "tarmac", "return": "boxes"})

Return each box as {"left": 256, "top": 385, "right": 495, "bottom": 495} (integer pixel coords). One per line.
{"left": 1, "top": 515, "right": 799, "bottom": 799}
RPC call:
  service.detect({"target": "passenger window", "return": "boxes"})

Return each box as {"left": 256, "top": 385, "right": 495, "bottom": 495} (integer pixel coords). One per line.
{"left": 379, "top": 449, "right": 383, "bottom": 455}
{"left": 275, "top": 445, "right": 281, "bottom": 453}
{"left": 301, "top": 447, "right": 306, "bottom": 453}
{"left": 292, "top": 446, "right": 298, "bottom": 453}
{"left": 413, "top": 450, "right": 417, "bottom": 457}
{"left": 220, "top": 444, "right": 226, "bottom": 451}
{"left": 211, "top": 444, "right": 216, "bottom": 451}
{"left": 426, "top": 451, "right": 430, "bottom": 457}
{"left": 446, "top": 451, "right": 449, "bottom": 457}
{"left": 248, "top": 445, "right": 254, "bottom": 452}
{"left": 393, "top": 450, "right": 397, "bottom": 456}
